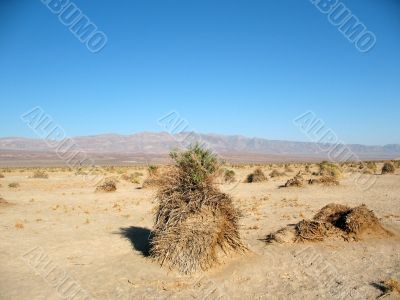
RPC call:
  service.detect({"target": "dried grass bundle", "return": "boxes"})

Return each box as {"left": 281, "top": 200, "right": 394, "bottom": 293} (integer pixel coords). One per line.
{"left": 267, "top": 203, "right": 390, "bottom": 243}
{"left": 246, "top": 168, "right": 267, "bottom": 183}
{"left": 284, "top": 172, "right": 304, "bottom": 187}
{"left": 150, "top": 145, "right": 246, "bottom": 274}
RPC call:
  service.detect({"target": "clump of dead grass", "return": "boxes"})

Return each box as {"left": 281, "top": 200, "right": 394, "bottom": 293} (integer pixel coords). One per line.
{"left": 284, "top": 172, "right": 304, "bottom": 187}
{"left": 0, "top": 173, "right": 4, "bottom": 178}
{"left": 150, "top": 144, "right": 246, "bottom": 274}
{"left": 8, "top": 182, "right": 20, "bottom": 188}
{"left": 318, "top": 161, "right": 342, "bottom": 178}
{"left": 269, "top": 169, "right": 286, "bottom": 178}
{"left": 95, "top": 179, "right": 117, "bottom": 192}
{"left": 381, "top": 162, "right": 395, "bottom": 174}
{"left": 267, "top": 203, "right": 391, "bottom": 243}
{"left": 121, "top": 172, "right": 142, "bottom": 184}
{"left": 246, "top": 168, "right": 267, "bottom": 183}
{"left": 378, "top": 279, "right": 400, "bottom": 298}
{"left": 223, "top": 169, "right": 236, "bottom": 183}
{"left": 317, "top": 176, "right": 339, "bottom": 186}
{"left": 32, "top": 170, "right": 49, "bottom": 179}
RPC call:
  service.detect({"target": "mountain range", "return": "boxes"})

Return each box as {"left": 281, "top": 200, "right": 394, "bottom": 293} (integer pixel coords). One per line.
{"left": 0, "top": 132, "right": 399, "bottom": 166}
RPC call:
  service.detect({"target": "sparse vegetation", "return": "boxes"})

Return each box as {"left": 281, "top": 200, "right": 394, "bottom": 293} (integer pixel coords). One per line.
{"left": 8, "top": 182, "right": 20, "bottom": 188}
{"left": 378, "top": 279, "right": 400, "bottom": 298}
{"left": 319, "top": 176, "right": 339, "bottom": 186}
{"left": 32, "top": 170, "right": 49, "bottom": 179}
{"left": 267, "top": 203, "right": 390, "bottom": 243}
{"left": 284, "top": 172, "right": 304, "bottom": 187}
{"left": 318, "top": 161, "right": 342, "bottom": 178}
{"left": 269, "top": 169, "right": 286, "bottom": 178}
{"left": 381, "top": 162, "right": 395, "bottom": 174}
{"left": 151, "top": 144, "right": 246, "bottom": 274}
{"left": 223, "top": 169, "right": 236, "bottom": 183}
{"left": 121, "top": 172, "right": 142, "bottom": 184}
{"left": 365, "top": 161, "right": 377, "bottom": 173}
{"left": 246, "top": 168, "right": 267, "bottom": 183}
{"left": 284, "top": 164, "right": 293, "bottom": 173}
{"left": 147, "top": 165, "right": 159, "bottom": 177}
{"left": 0, "top": 173, "right": 4, "bottom": 178}
{"left": 95, "top": 179, "right": 117, "bottom": 192}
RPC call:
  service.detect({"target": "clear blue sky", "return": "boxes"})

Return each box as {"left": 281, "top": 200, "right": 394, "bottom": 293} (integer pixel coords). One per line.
{"left": 1, "top": 0, "right": 399, "bottom": 145}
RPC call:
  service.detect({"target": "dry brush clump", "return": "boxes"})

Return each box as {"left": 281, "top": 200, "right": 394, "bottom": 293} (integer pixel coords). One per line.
{"left": 365, "top": 161, "right": 377, "bottom": 173}
{"left": 8, "top": 182, "right": 20, "bottom": 188}
{"left": 381, "top": 162, "right": 395, "bottom": 174}
{"left": 269, "top": 169, "right": 286, "bottom": 178}
{"left": 121, "top": 172, "right": 143, "bottom": 184}
{"left": 378, "top": 279, "right": 400, "bottom": 298}
{"left": 142, "top": 165, "right": 161, "bottom": 188}
{"left": 283, "top": 172, "right": 304, "bottom": 187}
{"left": 95, "top": 178, "right": 117, "bottom": 192}
{"left": 308, "top": 176, "right": 339, "bottom": 186}
{"left": 150, "top": 144, "right": 246, "bottom": 274}
{"left": 267, "top": 203, "right": 391, "bottom": 243}
{"left": 0, "top": 173, "right": 4, "bottom": 178}
{"left": 318, "top": 161, "right": 342, "bottom": 178}
{"left": 223, "top": 169, "right": 236, "bottom": 183}
{"left": 246, "top": 168, "right": 267, "bottom": 183}
{"left": 32, "top": 170, "right": 49, "bottom": 179}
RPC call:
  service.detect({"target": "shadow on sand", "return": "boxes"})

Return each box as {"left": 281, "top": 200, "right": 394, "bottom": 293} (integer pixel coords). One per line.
{"left": 117, "top": 226, "right": 153, "bottom": 257}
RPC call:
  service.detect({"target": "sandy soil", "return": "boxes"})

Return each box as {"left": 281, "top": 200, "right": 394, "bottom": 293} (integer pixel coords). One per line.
{"left": 0, "top": 164, "right": 399, "bottom": 299}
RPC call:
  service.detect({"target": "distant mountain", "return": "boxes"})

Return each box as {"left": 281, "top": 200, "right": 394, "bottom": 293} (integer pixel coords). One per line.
{"left": 0, "top": 132, "right": 399, "bottom": 166}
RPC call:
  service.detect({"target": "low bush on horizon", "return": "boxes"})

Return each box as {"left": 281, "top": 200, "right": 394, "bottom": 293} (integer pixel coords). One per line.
{"left": 246, "top": 168, "right": 267, "bottom": 183}
{"left": 382, "top": 162, "right": 395, "bottom": 174}
{"left": 32, "top": 170, "right": 49, "bottom": 179}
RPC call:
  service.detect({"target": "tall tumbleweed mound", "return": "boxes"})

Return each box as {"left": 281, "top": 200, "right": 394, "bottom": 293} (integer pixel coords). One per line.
{"left": 266, "top": 203, "right": 391, "bottom": 243}
{"left": 150, "top": 144, "right": 246, "bottom": 274}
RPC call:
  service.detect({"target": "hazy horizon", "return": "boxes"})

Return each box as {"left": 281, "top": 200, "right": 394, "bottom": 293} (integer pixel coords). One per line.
{"left": 1, "top": 1, "right": 400, "bottom": 145}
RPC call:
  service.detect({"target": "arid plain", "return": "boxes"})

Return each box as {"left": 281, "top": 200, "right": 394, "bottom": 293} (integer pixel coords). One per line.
{"left": 0, "top": 162, "right": 399, "bottom": 299}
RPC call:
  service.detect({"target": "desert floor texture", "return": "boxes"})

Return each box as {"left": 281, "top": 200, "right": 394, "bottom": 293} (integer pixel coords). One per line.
{"left": 0, "top": 164, "right": 399, "bottom": 299}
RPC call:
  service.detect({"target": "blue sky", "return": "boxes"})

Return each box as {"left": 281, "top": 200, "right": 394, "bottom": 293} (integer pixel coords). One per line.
{"left": 1, "top": 0, "right": 399, "bottom": 145}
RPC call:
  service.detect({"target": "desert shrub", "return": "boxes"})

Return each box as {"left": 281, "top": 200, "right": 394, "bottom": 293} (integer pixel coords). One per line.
{"left": 318, "top": 161, "right": 342, "bottom": 178}
{"left": 393, "top": 160, "right": 400, "bottom": 168}
{"left": 364, "top": 161, "right": 377, "bottom": 173}
{"left": 319, "top": 176, "right": 339, "bottom": 186}
{"left": 8, "top": 182, "right": 20, "bottom": 188}
{"left": 151, "top": 144, "right": 246, "bottom": 274}
{"left": 147, "top": 165, "right": 159, "bottom": 177}
{"left": 121, "top": 172, "right": 142, "bottom": 184}
{"left": 95, "top": 179, "right": 117, "bottom": 192}
{"left": 0, "top": 173, "right": 4, "bottom": 178}
{"left": 32, "top": 170, "right": 49, "bottom": 179}
{"left": 246, "top": 168, "right": 267, "bottom": 183}
{"left": 269, "top": 169, "right": 285, "bottom": 178}
{"left": 267, "top": 203, "right": 390, "bottom": 243}
{"left": 284, "top": 172, "right": 304, "bottom": 188}
{"left": 381, "top": 162, "right": 395, "bottom": 174}
{"left": 379, "top": 279, "right": 400, "bottom": 297}
{"left": 75, "top": 168, "right": 88, "bottom": 175}
{"left": 223, "top": 169, "right": 236, "bottom": 183}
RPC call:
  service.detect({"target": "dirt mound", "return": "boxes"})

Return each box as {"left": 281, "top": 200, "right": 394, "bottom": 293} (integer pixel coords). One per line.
{"left": 266, "top": 203, "right": 391, "bottom": 243}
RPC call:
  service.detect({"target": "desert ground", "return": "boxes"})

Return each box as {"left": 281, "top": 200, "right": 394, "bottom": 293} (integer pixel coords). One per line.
{"left": 0, "top": 162, "right": 399, "bottom": 299}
